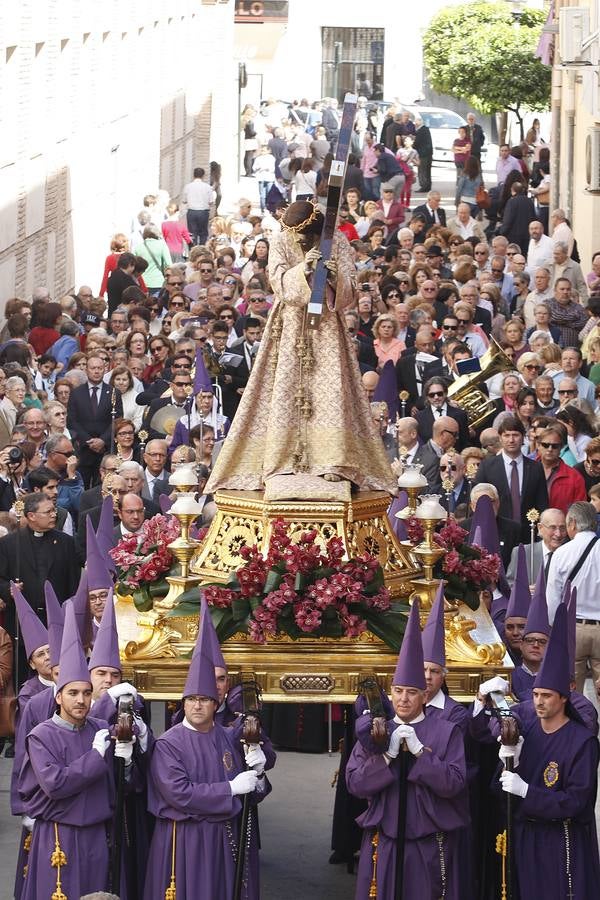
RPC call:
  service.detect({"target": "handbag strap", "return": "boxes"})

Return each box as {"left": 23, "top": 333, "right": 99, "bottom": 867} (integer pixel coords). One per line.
{"left": 568, "top": 535, "right": 599, "bottom": 583}
{"left": 143, "top": 240, "right": 164, "bottom": 275}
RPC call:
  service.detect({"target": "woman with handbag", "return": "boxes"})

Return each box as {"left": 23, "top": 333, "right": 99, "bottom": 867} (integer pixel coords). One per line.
{"left": 454, "top": 155, "right": 484, "bottom": 216}
{"left": 136, "top": 225, "right": 172, "bottom": 296}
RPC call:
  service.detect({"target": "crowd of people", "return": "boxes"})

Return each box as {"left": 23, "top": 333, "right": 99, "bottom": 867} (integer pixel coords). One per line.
{"left": 0, "top": 94, "right": 599, "bottom": 898}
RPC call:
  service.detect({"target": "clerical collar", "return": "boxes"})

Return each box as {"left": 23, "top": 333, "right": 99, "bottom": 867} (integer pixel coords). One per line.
{"left": 52, "top": 712, "right": 86, "bottom": 732}
{"left": 33, "top": 531, "right": 45, "bottom": 538}
{"left": 394, "top": 711, "right": 425, "bottom": 725}
{"left": 38, "top": 675, "right": 53, "bottom": 687}
{"left": 427, "top": 689, "right": 446, "bottom": 710}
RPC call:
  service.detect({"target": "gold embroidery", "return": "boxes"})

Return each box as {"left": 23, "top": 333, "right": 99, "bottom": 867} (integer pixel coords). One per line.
{"left": 543, "top": 760, "right": 559, "bottom": 787}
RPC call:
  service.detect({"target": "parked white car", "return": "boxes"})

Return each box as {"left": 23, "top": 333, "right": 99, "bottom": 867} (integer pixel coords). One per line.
{"left": 406, "top": 106, "right": 486, "bottom": 164}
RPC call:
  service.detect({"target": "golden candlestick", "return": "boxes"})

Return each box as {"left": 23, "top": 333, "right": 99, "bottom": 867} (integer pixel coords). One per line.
{"left": 154, "top": 466, "right": 204, "bottom": 611}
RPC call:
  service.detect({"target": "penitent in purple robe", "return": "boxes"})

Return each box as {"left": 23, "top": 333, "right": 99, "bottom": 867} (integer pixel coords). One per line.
{"left": 499, "top": 716, "right": 600, "bottom": 898}
{"left": 145, "top": 721, "right": 270, "bottom": 900}
{"left": 510, "top": 664, "right": 536, "bottom": 702}
{"left": 11, "top": 687, "right": 57, "bottom": 900}
{"left": 18, "top": 713, "right": 115, "bottom": 900}
{"left": 346, "top": 714, "right": 469, "bottom": 900}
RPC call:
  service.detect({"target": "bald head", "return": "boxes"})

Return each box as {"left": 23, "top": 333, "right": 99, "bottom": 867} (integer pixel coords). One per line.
{"left": 362, "top": 370, "right": 379, "bottom": 401}
{"left": 414, "top": 326, "right": 435, "bottom": 354}
{"left": 396, "top": 416, "right": 418, "bottom": 450}
{"left": 119, "top": 492, "right": 145, "bottom": 533}
{"left": 432, "top": 416, "right": 459, "bottom": 450}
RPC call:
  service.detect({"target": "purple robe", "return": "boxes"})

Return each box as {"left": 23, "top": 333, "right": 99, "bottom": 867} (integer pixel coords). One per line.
{"left": 11, "top": 687, "right": 57, "bottom": 900}
{"left": 144, "top": 721, "right": 271, "bottom": 900}
{"left": 498, "top": 716, "right": 600, "bottom": 898}
{"left": 510, "top": 664, "right": 536, "bottom": 701}
{"left": 469, "top": 691, "right": 599, "bottom": 745}
{"left": 346, "top": 715, "right": 469, "bottom": 899}
{"left": 14, "top": 675, "right": 48, "bottom": 732}
{"left": 19, "top": 714, "right": 115, "bottom": 900}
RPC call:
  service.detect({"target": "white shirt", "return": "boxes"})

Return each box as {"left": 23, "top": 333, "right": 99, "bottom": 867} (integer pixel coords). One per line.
{"left": 182, "top": 179, "right": 215, "bottom": 211}
{"left": 464, "top": 330, "right": 487, "bottom": 358}
{"left": 552, "top": 221, "right": 574, "bottom": 256}
{"left": 526, "top": 234, "right": 554, "bottom": 274}
{"left": 501, "top": 451, "right": 524, "bottom": 492}
{"left": 427, "top": 689, "right": 446, "bottom": 710}
{"left": 547, "top": 530, "right": 600, "bottom": 622}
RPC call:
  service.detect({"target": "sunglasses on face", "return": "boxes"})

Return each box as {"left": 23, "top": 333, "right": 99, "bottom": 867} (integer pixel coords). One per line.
{"left": 428, "top": 391, "right": 445, "bottom": 399}
{"left": 442, "top": 324, "right": 458, "bottom": 330}
{"left": 220, "top": 314, "right": 234, "bottom": 320}
{"left": 443, "top": 429, "right": 459, "bottom": 438}
{"left": 457, "top": 318, "right": 470, "bottom": 325}
{"left": 439, "top": 464, "right": 457, "bottom": 471}
{"left": 523, "top": 364, "right": 539, "bottom": 370}
{"left": 169, "top": 281, "right": 184, "bottom": 287}
{"left": 171, "top": 300, "right": 186, "bottom": 308}
{"left": 558, "top": 389, "right": 576, "bottom": 395}
{"left": 540, "top": 442, "right": 561, "bottom": 449}
{"left": 200, "top": 267, "right": 213, "bottom": 273}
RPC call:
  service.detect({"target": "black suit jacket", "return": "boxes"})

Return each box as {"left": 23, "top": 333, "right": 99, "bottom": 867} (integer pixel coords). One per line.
{"left": 415, "top": 404, "right": 470, "bottom": 451}
{"left": 412, "top": 442, "right": 442, "bottom": 493}
{"left": 473, "top": 307, "right": 492, "bottom": 336}
{"left": 76, "top": 498, "right": 160, "bottom": 563}
{"left": 462, "top": 514, "right": 521, "bottom": 570}
{"left": 0, "top": 528, "right": 80, "bottom": 625}
{"left": 473, "top": 454, "right": 549, "bottom": 541}
{"left": 411, "top": 204, "right": 447, "bottom": 229}
{"left": 222, "top": 342, "right": 252, "bottom": 417}
{"left": 78, "top": 485, "right": 103, "bottom": 517}
{"left": 67, "top": 382, "right": 123, "bottom": 466}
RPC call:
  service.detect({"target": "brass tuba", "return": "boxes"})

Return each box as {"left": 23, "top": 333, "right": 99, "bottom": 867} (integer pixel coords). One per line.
{"left": 448, "top": 337, "right": 515, "bottom": 429}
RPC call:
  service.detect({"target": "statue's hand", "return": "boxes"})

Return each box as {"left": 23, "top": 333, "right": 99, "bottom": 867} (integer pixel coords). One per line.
{"left": 324, "top": 259, "right": 337, "bottom": 279}
{"left": 304, "top": 247, "right": 321, "bottom": 271}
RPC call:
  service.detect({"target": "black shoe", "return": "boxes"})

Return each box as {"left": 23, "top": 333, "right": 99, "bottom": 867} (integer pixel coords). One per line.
{"left": 329, "top": 851, "right": 345, "bottom": 865}
{"left": 4, "top": 739, "right": 15, "bottom": 758}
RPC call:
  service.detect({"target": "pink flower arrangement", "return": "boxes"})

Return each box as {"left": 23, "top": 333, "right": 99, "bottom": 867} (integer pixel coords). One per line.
{"left": 202, "top": 519, "right": 402, "bottom": 646}
{"left": 404, "top": 514, "right": 500, "bottom": 609}
{"left": 110, "top": 514, "right": 181, "bottom": 593}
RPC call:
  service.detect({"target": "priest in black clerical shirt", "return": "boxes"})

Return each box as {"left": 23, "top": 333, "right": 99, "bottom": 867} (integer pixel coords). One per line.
{"left": 0, "top": 492, "right": 80, "bottom": 681}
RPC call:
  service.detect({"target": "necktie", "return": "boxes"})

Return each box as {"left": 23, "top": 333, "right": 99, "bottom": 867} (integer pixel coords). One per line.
{"left": 91, "top": 385, "right": 99, "bottom": 412}
{"left": 544, "top": 550, "right": 553, "bottom": 580}
{"left": 510, "top": 460, "right": 521, "bottom": 521}
{"left": 436, "top": 408, "right": 443, "bottom": 418}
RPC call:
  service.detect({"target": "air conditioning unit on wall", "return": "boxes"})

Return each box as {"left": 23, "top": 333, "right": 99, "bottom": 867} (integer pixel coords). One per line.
{"left": 586, "top": 127, "right": 600, "bottom": 191}
{"left": 560, "top": 8, "right": 590, "bottom": 64}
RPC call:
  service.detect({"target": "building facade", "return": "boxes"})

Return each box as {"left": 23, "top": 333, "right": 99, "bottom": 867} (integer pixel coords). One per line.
{"left": 0, "top": 0, "right": 237, "bottom": 305}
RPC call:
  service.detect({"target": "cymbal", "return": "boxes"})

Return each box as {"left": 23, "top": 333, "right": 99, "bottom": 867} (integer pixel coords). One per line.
{"left": 149, "top": 404, "right": 187, "bottom": 436}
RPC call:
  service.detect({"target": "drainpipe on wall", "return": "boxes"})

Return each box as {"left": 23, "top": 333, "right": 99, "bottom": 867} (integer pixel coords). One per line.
{"left": 563, "top": 72, "right": 576, "bottom": 221}
{"left": 550, "top": 64, "right": 562, "bottom": 228}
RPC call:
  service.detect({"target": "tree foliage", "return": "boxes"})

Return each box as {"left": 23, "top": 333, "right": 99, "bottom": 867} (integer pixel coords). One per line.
{"left": 422, "top": 2, "right": 551, "bottom": 119}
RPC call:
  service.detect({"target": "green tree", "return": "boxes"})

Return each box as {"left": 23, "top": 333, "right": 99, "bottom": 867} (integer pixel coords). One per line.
{"left": 422, "top": 2, "right": 551, "bottom": 139}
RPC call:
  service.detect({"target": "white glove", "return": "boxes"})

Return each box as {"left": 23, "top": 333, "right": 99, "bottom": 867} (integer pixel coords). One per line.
{"left": 500, "top": 770, "right": 528, "bottom": 798}
{"left": 114, "top": 739, "right": 134, "bottom": 765}
{"left": 386, "top": 725, "right": 404, "bottom": 759}
{"left": 134, "top": 714, "right": 149, "bottom": 753}
{"left": 479, "top": 676, "right": 510, "bottom": 699}
{"left": 92, "top": 728, "right": 110, "bottom": 758}
{"left": 107, "top": 682, "right": 138, "bottom": 703}
{"left": 21, "top": 815, "right": 35, "bottom": 832}
{"left": 394, "top": 724, "right": 424, "bottom": 757}
{"left": 229, "top": 770, "right": 258, "bottom": 796}
{"left": 245, "top": 744, "right": 266, "bottom": 775}
{"left": 498, "top": 735, "right": 524, "bottom": 769}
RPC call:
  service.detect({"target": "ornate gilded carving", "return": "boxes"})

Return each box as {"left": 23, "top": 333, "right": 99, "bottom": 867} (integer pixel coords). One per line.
{"left": 280, "top": 674, "right": 334, "bottom": 693}
{"left": 123, "top": 618, "right": 183, "bottom": 661}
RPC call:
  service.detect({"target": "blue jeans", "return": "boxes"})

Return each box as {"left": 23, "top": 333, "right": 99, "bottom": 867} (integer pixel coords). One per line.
{"left": 364, "top": 176, "right": 381, "bottom": 201}
{"left": 187, "top": 208, "right": 209, "bottom": 246}
{"left": 258, "top": 180, "right": 274, "bottom": 212}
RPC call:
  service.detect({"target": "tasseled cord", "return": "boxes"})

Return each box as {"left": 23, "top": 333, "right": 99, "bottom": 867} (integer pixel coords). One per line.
{"left": 51, "top": 821, "right": 67, "bottom": 900}
{"left": 369, "top": 830, "right": 379, "bottom": 898}
{"left": 165, "top": 820, "right": 177, "bottom": 900}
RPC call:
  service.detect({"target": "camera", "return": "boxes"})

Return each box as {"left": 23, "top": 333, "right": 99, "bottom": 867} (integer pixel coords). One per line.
{"left": 7, "top": 447, "right": 23, "bottom": 466}
{"left": 360, "top": 283, "right": 372, "bottom": 292}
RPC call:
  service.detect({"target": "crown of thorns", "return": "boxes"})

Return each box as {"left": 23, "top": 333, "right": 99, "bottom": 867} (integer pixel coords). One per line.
{"left": 281, "top": 199, "right": 321, "bottom": 234}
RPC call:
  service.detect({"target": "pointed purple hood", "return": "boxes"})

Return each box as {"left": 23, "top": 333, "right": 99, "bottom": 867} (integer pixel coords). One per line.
{"left": 201, "top": 592, "right": 226, "bottom": 670}
{"left": 56, "top": 600, "right": 92, "bottom": 693}
{"left": 95, "top": 495, "right": 116, "bottom": 574}
{"left": 88, "top": 589, "right": 120, "bottom": 672}
{"left": 183, "top": 602, "right": 219, "bottom": 700}
{"left": 86, "top": 516, "right": 114, "bottom": 591}
{"left": 393, "top": 599, "right": 426, "bottom": 690}
{"left": 372, "top": 360, "right": 399, "bottom": 421}
{"left": 11, "top": 582, "right": 48, "bottom": 660}
{"left": 45, "top": 582, "right": 64, "bottom": 668}
{"left": 505, "top": 545, "right": 531, "bottom": 621}
{"left": 194, "top": 347, "right": 213, "bottom": 395}
{"left": 421, "top": 581, "right": 446, "bottom": 668}
{"left": 524, "top": 565, "right": 550, "bottom": 637}
{"left": 534, "top": 601, "right": 570, "bottom": 697}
